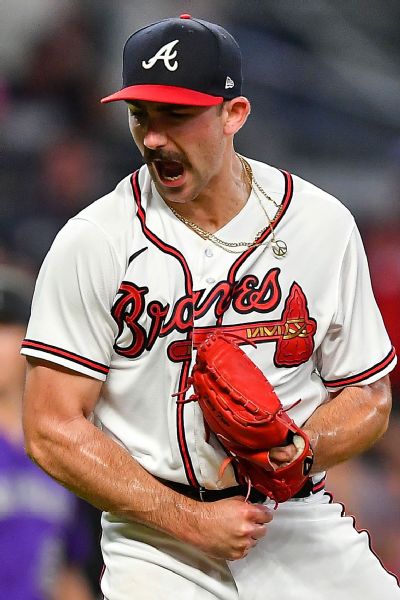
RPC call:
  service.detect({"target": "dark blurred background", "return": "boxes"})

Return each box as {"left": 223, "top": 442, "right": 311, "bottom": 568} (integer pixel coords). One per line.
{"left": 1, "top": 1, "right": 399, "bottom": 596}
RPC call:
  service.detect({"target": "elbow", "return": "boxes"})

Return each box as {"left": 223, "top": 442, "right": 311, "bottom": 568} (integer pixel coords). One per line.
{"left": 23, "top": 417, "right": 48, "bottom": 467}
{"left": 22, "top": 409, "right": 59, "bottom": 470}
{"left": 373, "top": 375, "right": 392, "bottom": 439}
{"left": 379, "top": 399, "right": 392, "bottom": 438}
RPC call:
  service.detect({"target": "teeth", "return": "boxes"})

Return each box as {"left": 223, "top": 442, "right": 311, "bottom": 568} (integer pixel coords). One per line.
{"left": 164, "top": 175, "right": 181, "bottom": 181}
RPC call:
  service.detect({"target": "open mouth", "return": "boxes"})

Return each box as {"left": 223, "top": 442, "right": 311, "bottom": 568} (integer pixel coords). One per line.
{"left": 153, "top": 159, "right": 185, "bottom": 186}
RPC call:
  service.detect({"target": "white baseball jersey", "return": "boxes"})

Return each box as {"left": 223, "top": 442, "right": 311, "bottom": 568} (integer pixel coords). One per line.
{"left": 21, "top": 158, "right": 398, "bottom": 599}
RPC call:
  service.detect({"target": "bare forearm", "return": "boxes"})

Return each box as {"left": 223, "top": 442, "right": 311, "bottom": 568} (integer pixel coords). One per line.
{"left": 22, "top": 361, "right": 273, "bottom": 561}
{"left": 303, "top": 376, "right": 391, "bottom": 473}
{"left": 25, "top": 414, "right": 198, "bottom": 539}
{"left": 24, "top": 413, "right": 273, "bottom": 561}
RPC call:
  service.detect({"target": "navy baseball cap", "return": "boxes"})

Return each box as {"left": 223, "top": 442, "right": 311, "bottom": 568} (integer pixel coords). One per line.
{"left": 101, "top": 14, "right": 242, "bottom": 106}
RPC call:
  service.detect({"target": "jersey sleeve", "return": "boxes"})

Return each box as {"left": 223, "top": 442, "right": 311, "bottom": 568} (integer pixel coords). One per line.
{"left": 317, "top": 223, "right": 397, "bottom": 391}
{"left": 21, "top": 217, "right": 122, "bottom": 380}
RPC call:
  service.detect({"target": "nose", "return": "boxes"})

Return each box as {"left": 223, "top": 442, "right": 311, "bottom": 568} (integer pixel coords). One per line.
{"left": 143, "top": 123, "right": 168, "bottom": 150}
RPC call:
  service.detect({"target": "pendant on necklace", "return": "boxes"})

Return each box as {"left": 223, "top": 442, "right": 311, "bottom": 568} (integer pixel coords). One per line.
{"left": 271, "top": 239, "right": 288, "bottom": 258}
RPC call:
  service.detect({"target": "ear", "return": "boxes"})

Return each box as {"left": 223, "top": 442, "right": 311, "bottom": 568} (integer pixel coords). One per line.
{"left": 222, "top": 97, "right": 251, "bottom": 135}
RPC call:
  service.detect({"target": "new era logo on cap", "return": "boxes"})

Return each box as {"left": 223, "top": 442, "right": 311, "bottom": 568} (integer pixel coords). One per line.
{"left": 101, "top": 14, "right": 242, "bottom": 106}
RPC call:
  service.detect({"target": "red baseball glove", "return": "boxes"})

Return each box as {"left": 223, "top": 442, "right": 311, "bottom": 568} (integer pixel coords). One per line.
{"left": 190, "top": 331, "right": 313, "bottom": 504}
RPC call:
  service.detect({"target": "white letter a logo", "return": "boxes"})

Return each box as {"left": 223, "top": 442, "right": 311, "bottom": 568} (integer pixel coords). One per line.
{"left": 142, "top": 40, "right": 179, "bottom": 72}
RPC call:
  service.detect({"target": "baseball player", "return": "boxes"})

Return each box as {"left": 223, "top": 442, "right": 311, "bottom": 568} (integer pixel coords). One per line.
{"left": 22, "top": 15, "right": 399, "bottom": 600}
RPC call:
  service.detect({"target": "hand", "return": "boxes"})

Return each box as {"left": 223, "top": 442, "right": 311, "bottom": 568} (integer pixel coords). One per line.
{"left": 185, "top": 496, "right": 273, "bottom": 561}
{"left": 268, "top": 443, "right": 299, "bottom": 469}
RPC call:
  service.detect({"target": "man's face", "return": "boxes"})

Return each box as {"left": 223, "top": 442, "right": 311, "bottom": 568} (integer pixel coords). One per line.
{"left": 128, "top": 100, "right": 227, "bottom": 204}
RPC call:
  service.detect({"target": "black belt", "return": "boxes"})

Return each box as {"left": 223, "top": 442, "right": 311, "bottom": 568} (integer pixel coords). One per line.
{"left": 158, "top": 477, "right": 325, "bottom": 504}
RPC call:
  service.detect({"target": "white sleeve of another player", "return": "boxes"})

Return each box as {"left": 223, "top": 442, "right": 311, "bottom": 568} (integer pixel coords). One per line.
{"left": 21, "top": 217, "right": 121, "bottom": 381}
{"left": 317, "top": 224, "right": 397, "bottom": 391}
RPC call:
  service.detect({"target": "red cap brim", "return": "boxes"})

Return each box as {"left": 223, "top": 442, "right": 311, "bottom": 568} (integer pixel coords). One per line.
{"left": 101, "top": 84, "right": 223, "bottom": 106}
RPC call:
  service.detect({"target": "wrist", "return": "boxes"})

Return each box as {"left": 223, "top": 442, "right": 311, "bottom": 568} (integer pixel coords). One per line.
{"left": 303, "top": 428, "right": 319, "bottom": 451}
{"left": 159, "top": 493, "right": 205, "bottom": 545}
{"left": 303, "top": 428, "right": 320, "bottom": 473}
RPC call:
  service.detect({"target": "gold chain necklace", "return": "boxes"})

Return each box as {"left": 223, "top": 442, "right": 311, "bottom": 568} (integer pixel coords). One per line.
{"left": 238, "top": 155, "right": 288, "bottom": 257}
{"left": 168, "top": 155, "right": 287, "bottom": 256}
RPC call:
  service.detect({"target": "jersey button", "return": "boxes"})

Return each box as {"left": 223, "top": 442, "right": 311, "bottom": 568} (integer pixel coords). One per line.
{"left": 206, "top": 277, "right": 216, "bottom": 284}
{"left": 205, "top": 247, "right": 213, "bottom": 257}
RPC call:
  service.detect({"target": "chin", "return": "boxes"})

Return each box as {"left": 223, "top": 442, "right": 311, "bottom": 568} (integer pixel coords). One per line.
{"left": 152, "top": 179, "right": 194, "bottom": 205}
{"left": 158, "top": 188, "right": 191, "bottom": 205}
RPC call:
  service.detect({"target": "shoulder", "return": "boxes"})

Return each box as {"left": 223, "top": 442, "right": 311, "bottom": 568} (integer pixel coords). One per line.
{"left": 291, "top": 171, "right": 351, "bottom": 214}
{"left": 36, "top": 171, "right": 146, "bottom": 287}
{"left": 248, "top": 156, "right": 355, "bottom": 233}
{"left": 290, "top": 171, "right": 357, "bottom": 241}
{"left": 71, "top": 172, "right": 137, "bottom": 238}
{"left": 70, "top": 165, "right": 151, "bottom": 235}
{"left": 48, "top": 167, "right": 151, "bottom": 262}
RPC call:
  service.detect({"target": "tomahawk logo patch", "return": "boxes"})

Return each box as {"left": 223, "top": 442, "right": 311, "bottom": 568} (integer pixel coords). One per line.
{"left": 142, "top": 40, "right": 179, "bottom": 71}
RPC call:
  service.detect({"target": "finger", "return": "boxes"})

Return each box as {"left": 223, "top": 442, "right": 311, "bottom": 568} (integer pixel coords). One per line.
{"left": 251, "top": 523, "right": 268, "bottom": 540}
{"left": 227, "top": 544, "right": 251, "bottom": 562}
{"left": 269, "top": 459, "right": 292, "bottom": 470}
{"left": 269, "top": 444, "right": 297, "bottom": 459}
{"left": 254, "top": 506, "right": 273, "bottom": 524}
{"left": 269, "top": 445, "right": 297, "bottom": 462}
{"left": 242, "top": 541, "right": 254, "bottom": 556}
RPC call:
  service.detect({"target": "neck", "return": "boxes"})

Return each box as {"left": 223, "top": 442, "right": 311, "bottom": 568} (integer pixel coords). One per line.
{"left": 167, "top": 151, "right": 250, "bottom": 233}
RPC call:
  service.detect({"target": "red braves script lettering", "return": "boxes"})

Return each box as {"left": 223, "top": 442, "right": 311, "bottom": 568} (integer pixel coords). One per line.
{"left": 112, "top": 270, "right": 315, "bottom": 366}
{"left": 168, "top": 282, "right": 317, "bottom": 367}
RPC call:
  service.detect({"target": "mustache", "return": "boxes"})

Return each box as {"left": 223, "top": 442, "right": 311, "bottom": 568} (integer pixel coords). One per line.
{"left": 144, "top": 150, "right": 188, "bottom": 166}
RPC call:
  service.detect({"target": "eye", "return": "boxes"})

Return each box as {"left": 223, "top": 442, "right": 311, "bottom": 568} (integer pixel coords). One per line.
{"left": 168, "top": 109, "right": 193, "bottom": 119}
{"left": 129, "top": 108, "right": 146, "bottom": 124}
